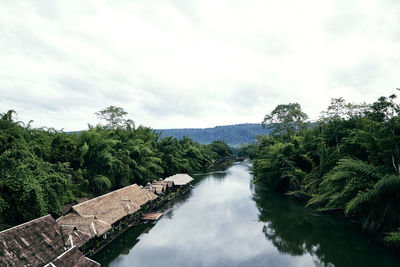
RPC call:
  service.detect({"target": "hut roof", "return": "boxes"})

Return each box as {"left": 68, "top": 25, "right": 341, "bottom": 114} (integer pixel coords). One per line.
{"left": 57, "top": 212, "right": 110, "bottom": 245}
{"left": 0, "top": 215, "right": 64, "bottom": 266}
{"left": 0, "top": 215, "right": 96, "bottom": 267}
{"left": 46, "top": 246, "right": 100, "bottom": 267}
{"left": 164, "top": 174, "right": 194, "bottom": 186}
{"left": 144, "top": 185, "right": 156, "bottom": 194}
{"left": 150, "top": 183, "right": 165, "bottom": 194}
{"left": 153, "top": 181, "right": 167, "bottom": 190}
{"left": 143, "top": 189, "right": 158, "bottom": 200}
{"left": 72, "top": 184, "right": 157, "bottom": 225}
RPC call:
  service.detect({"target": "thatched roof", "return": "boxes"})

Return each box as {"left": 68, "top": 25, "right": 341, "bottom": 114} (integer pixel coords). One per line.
{"left": 0, "top": 215, "right": 64, "bottom": 266}
{"left": 143, "top": 188, "right": 158, "bottom": 200}
{"left": 144, "top": 185, "right": 156, "bottom": 194}
{"left": 57, "top": 212, "right": 110, "bottom": 246}
{"left": 153, "top": 181, "right": 167, "bottom": 191}
{"left": 164, "top": 174, "right": 194, "bottom": 185}
{"left": 46, "top": 246, "right": 100, "bottom": 267}
{"left": 0, "top": 215, "right": 97, "bottom": 267}
{"left": 150, "top": 183, "right": 165, "bottom": 194}
{"left": 72, "top": 184, "right": 157, "bottom": 226}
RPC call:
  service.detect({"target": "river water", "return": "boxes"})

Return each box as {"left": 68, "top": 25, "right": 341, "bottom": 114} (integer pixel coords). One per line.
{"left": 93, "top": 161, "right": 400, "bottom": 267}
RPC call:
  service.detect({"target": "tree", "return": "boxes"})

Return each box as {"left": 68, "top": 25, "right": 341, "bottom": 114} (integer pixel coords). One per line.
{"left": 320, "top": 97, "right": 347, "bottom": 122}
{"left": 95, "top": 106, "right": 129, "bottom": 129}
{"left": 262, "top": 103, "right": 309, "bottom": 138}
{"left": 208, "top": 140, "right": 232, "bottom": 158}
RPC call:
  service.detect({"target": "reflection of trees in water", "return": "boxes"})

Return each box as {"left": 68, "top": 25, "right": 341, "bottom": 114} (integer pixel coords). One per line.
{"left": 252, "top": 186, "right": 398, "bottom": 267}
{"left": 210, "top": 170, "right": 230, "bottom": 184}
{"left": 193, "top": 170, "right": 230, "bottom": 185}
{"left": 160, "top": 190, "right": 193, "bottom": 219}
{"left": 92, "top": 189, "right": 195, "bottom": 264}
{"left": 92, "top": 223, "right": 154, "bottom": 266}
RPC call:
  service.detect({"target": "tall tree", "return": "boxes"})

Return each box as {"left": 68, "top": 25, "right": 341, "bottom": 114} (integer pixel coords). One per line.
{"left": 95, "top": 106, "right": 129, "bottom": 129}
{"left": 262, "top": 103, "right": 309, "bottom": 138}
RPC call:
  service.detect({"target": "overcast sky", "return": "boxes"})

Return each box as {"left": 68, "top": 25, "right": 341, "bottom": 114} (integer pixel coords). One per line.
{"left": 1, "top": 0, "right": 399, "bottom": 130}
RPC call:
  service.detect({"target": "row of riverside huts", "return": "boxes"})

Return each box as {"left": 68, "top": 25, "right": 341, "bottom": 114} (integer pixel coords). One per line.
{"left": 0, "top": 174, "right": 193, "bottom": 266}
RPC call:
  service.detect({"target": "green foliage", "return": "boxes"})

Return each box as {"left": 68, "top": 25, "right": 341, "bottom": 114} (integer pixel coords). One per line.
{"left": 253, "top": 138, "right": 308, "bottom": 192}
{"left": 345, "top": 175, "right": 400, "bottom": 232}
{"left": 307, "top": 158, "right": 379, "bottom": 210}
{"left": 0, "top": 108, "right": 213, "bottom": 225}
{"left": 237, "top": 143, "right": 258, "bottom": 159}
{"left": 95, "top": 106, "right": 130, "bottom": 129}
{"left": 91, "top": 175, "right": 112, "bottom": 195}
{"left": 384, "top": 230, "right": 400, "bottom": 248}
{"left": 262, "top": 103, "right": 309, "bottom": 138}
{"left": 208, "top": 140, "right": 232, "bottom": 158}
{"left": 252, "top": 94, "right": 400, "bottom": 249}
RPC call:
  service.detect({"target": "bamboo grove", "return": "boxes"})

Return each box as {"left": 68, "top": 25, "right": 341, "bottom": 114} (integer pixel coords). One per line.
{"left": 242, "top": 93, "right": 400, "bottom": 249}
{"left": 0, "top": 108, "right": 231, "bottom": 225}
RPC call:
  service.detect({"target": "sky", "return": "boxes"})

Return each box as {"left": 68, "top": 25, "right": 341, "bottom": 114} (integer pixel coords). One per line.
{"left": 0, "top": 0, "right": 399, "bottom": 131}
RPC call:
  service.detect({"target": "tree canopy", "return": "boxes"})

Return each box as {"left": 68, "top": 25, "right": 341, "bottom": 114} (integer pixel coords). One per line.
{"left": 251, "top": 93, "right": 400, "bottom": 249}
{"left": 0, "top": 108, "right": 222, "bottom": 225}
{"left": 262, "top": 103, "right": 308, "bottom": 138}
{"left": 95, "top": 105, "right": 130, "bottom": 129}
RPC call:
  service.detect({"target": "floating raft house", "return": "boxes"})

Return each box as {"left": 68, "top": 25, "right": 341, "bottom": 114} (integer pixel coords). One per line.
{"left": 57, "top": 184, "right": 157, "bottom": 249}
{"left": 0, "top": 174, "right": 194, "bottom": 265}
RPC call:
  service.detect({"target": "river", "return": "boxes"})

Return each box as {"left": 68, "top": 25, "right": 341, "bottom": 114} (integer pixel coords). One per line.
{"left": 92, "top": 161, "right": 400, "bottom": 267}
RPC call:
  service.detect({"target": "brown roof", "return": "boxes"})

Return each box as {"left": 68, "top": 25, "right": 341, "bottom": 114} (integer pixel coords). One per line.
{"left": 143, "top": 188, "right": 158, "bottom": 200}
{"left": 72, "top": 184, "right": 157, "bottom": 226}
{"left": 47, "top": 246, "right": 100, "bottom": 267}
{"left": 152, "top": 181, "right": 168, "bottom": 191}
{"left": 164, "top": 174, "right": 194, "bottom": 185}
{"left": 0, "top": 215, "right": 64, "bottom": 266}
{"left": 57, "top": 212, "right": 110, "bottom": 246}
{"left": 0, "top": 215, "right": 97, "bottom": 267}
{"left": 151, "top": 184, "right": 164, "bottom": 194}
{"left": 144, "top": 185, "right": 156, "bottom": 194}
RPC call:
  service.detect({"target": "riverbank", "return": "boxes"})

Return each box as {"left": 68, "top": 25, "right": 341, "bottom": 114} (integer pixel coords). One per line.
{"left": 93, "top": 162, "right": 400, "bottom": 267}
{"left": 254, "top": 174, "right": 400, "bottom": 252}
{"left": 0, "top": 174, "right": 194, "bottom": 266}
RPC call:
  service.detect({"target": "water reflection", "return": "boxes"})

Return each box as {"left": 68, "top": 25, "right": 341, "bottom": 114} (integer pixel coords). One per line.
{"left": 93, "top": 223, "right": 154, "bottom": 264}
{"left": 93, "top": 162, "right": 400, "bottom": 267}
{"left": 253, "top": 186, "right": 400, "bottom": 267}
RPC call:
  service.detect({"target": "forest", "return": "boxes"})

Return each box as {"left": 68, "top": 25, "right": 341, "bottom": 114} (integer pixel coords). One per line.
{"left": 0, "top": 107, "right": 231, "bottom": 226}
{"left": 157, "top": 123, "right": 269, "bottom": 147}
{"left": 241, "top": 93, "right": 400, "bottom": 249}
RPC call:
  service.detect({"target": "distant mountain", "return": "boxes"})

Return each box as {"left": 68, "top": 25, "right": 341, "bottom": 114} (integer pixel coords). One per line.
{"left": 156, "top": 123, "right": 270, "bottom": 147}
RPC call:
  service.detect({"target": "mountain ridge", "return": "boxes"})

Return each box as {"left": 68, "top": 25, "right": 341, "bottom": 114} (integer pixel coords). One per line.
{"left": 156, "top": 123, "right": 269, "bottom": 147}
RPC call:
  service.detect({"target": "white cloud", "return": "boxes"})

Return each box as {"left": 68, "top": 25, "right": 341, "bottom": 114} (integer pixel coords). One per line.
{"left": 0, "top": 0, "right": 399, "bottom": 130}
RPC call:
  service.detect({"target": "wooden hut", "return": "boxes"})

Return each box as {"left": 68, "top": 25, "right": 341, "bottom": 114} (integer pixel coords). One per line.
{"left": 57, "top": 184, "right": 157, "bottom": 249}
{"left": 72, "top": 184, "right": 157, "bottom": 227}
{"left": 150, "top": 181, "right": 166, "bottom": 194}
{"left": 0, "top": 214, "right": 99, "bottom": 267}
{"left": 164, "top": 174, "right": 194, "bottom": 186}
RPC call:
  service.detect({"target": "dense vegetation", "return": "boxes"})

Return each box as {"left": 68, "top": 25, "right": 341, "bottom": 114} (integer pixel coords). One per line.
{"left": 0, "top": 107, "right": 230, "bottom": 225}
{"left": 245, "top": 94, "right": 400, "bottom": 248}
{"left": 157, "top": 123, "right": 270, "bottom": 147}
